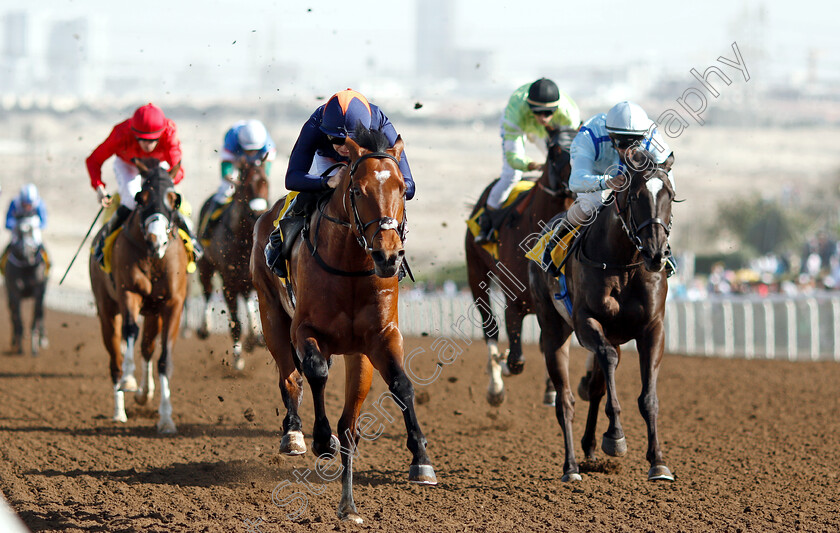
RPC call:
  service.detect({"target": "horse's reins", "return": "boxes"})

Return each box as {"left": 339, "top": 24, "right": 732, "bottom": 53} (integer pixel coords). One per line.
{"left": 576, "top": 167, "right": 673, "bottom": 271}
{"left": 305, "top": 153, "right": 408, "bottom": 277}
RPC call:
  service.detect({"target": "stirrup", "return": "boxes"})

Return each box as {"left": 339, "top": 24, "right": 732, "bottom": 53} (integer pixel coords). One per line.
{"left": 265, "top": 241, "right": 287, "bottom": 278}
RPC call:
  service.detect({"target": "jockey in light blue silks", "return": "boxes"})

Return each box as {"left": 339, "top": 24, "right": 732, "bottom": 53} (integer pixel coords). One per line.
{"left": 5, "top": 184, "right": 47, "bottom": 245}
{"left": 199, "top": 119, "right": 276, "bottom": 236}
{"left": 555, "top": 100, "right": 674, "bottom": 239}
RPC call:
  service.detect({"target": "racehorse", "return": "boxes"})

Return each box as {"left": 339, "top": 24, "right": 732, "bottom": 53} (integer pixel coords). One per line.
{"left": 89, "top": 158, "right": 188, "bottom": 433}
{"left": 465, "top": 128, "right": 576, "bottom": 406}
{"left": 251, "top": 126, "right": 436, "bottom": 524}
{"left": 528, "top": 148, "right": 676, "bottom": 482}
{"left": 3, "top": 214, "right": 49, "bottom": 355}
{"left": 196, "top": 155, "right": 269, "bottom": 370}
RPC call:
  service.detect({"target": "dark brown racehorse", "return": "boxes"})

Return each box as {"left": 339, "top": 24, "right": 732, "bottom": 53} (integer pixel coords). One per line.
{"left": 529, "top": 148, "right": 676, "bottom": 482}
{"left": 196, "top": 156, "right": 269, "bottom": 370}
{"left": 251, "top": 126, "right": 435, "bottom": 524}
{"left": 89, "top": 158, "right": 188, "bottom": 433}
{"left": 3, "top": 213, "right": 48, "bottom": 355}
{"left": 465, "top": 128, "right": 576, "bottom": 406}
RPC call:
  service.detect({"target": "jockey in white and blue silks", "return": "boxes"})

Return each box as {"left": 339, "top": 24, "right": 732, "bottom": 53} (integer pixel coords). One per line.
{"left": 215, "top": 120, "right": 276, "bottom": 203}
{"left": 5, "top": 184, "right": 47, "bottom": 245}
{"left": 563, "top": 101, "right": 673, "bottom": 230}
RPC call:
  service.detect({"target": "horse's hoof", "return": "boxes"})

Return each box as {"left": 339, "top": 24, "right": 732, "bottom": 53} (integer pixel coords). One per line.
{"left": 134, "top": 390, "right": 152, "bottom": 406}
{"left": 118, "top": 376, "right": 138, "bottom": 393}
{"left": 312, "top": 434, "right": 340, "bottom": 458}
{"left": 486, "top": 388, "right": 506, "bottom": 407}
{"left": 196, "top": 327, "right": 210, "bottom": 340}
{"left": 409, "top": 464, "right": 437, "bottom": 485}
{"left": 157, "top": 419, "right": 177, "bottom": 434}
{"left": 602, "top": 435, "right": 627, "bottom": 457}
{"left": 561, "top": 472, "right": 582, "bottom": 482}
{"left": 113, "top": 413, "right": 128, "bottom": 423}
{"left": 506, "top": 360, "right": 525, "bottom": 375}
{"left": 279, "top": 430, "right": 307, "bottom": 456}
{"left": 233, "top": 355, "right": 245, "bottom": 371}
{"left": 648, "top": 465, "right": 674, "bottom": 481}
{"left": 338, "top": 509, "right": 363, "bottom": 524}
{"left": 543, "top": 390, "right": 557, "bottom": 406}
{"left": 39, "top": 336, "right": 49, "bottom": 349}
{"left": 577, "top": 373, "right": 591, "bottom": 401}
{"left": 500, "top": 361, "right": 512, "bottom": 377}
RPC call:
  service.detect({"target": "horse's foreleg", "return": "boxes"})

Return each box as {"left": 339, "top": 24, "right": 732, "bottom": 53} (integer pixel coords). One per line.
{"left": 244, "top": 292, "right": 264, "bottom": 351}
{"left": 637, "top": 321, "right": 673, "bottom": 481}
{"left": 196, "top": 263, "right": 214, "bottom": 340}
{"left": 223, "top": 288, "right": 244, "bottom": 370}
{"left": 8, "top": 288, "right": 23, "bottom": 354}
{"left": 335, "top": 355, "right": 374, "bottom": 523}
{"left": 581, "top": 356, "right": 605, "bottom": 460}
{"left": 368, "top": 330, "right": 436, "bottom": 485}
{"left": 136, "top": 316, "right": 160, "bottom": 407}
{"left": 466, "top": 258, "right": 506, "bottom": 406}
{"left": 544, "top": 331, "right": 579, "bottom": 481}
{"left": 156, "top": 304, "right": 180, "bottom": 434}
{"left": 30, "top": 287, "right": 47, "bottom": 355}
{"left": 504, "top": 304, "right": 527, "bottom": 375}
{"left": 297, "top": 332, "right": 334, "bottom": 458}
{"left": 577, "top": 318, "right": 626, "bottom": 458}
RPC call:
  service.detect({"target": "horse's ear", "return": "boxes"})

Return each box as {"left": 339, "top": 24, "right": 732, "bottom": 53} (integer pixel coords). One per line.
{"left": 389, "top": 135, "right": 405, "bottom": 162}
{"left": 345, "top": 137, "right": 364, "bottom": 160}
{"left": 134, "top": 158, "right": 149, "bottom": 173}
{"left": 661, "top": 152, "right": 675, "bottom": 173}
{"left": 169, "top": 162, "right": 181, "bottom": 180}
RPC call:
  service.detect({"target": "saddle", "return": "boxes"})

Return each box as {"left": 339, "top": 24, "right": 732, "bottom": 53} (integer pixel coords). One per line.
{"left": 467, "top": 179, "right": 537, "bottom": 260}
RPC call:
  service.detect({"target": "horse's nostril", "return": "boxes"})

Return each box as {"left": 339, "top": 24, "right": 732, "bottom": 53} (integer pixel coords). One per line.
{"left": 371, "top": 251, "right": 386, "bottom": 263}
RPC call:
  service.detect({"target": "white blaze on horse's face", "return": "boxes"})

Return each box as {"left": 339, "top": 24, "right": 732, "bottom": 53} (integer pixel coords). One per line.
{"left": 374, "top": 170, "right": 391, "bottom": 184}
{"left": 144, "top": 214, "right": 170, "bottom": 258}
{"left": 646, "top": 177, "right": 664, "bottom": 209}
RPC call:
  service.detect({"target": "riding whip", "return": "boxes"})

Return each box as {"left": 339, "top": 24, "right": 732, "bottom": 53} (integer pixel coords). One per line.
{"left": 59, "top": 206, "right": 104, "bottom": 285}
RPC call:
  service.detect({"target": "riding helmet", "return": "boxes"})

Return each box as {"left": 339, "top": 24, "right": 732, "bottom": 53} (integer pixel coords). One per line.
{"left": 320, "top": 89, "right": 372, "bottom": 139}
{"left": 19, "top": 183, "right": 39, "bottom": 206}
{"left": 131, "top": 103, "right": 167, "bottom": 139}
{"left": 526, "top": 78, "right": 561, "bottom": 112}
{"left": 605, "top": 101, "right": 652, "bottom": 137}
{"left": 237, "top": 120, "right": 268, "bottom": 150}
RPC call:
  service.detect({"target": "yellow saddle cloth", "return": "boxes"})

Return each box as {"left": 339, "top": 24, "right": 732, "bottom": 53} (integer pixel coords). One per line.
{"left": 466, "top": 180, "right": 536, "bottom": 260}
{"left": 97, "top": 227, "right": 197, "bottom": 274}
{"left": 0, "top": 247, "right": 50, "bottom": 276}
{"left": 199, "top": 196, "right": 233, "bottom": 247}
{"left": 525, "top": 222, "right": 581, "bottom": 274}
{"left": 270, "top": 191, "right": 300, "bottom": 284}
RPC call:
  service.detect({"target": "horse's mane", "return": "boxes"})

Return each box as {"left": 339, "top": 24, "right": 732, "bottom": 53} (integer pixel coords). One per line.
{"left": 136, "top": 158, "right": 175, "bottom": 191}
{"left": 353, "top": 124, "right": 390, "bottom": 153}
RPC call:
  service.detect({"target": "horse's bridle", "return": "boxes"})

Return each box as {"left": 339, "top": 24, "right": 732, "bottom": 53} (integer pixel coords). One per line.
{"left": 615, "top": 167, "right": 673, "bottom": 254}
{"left": 317, "top": 153, "right": 408, "bottom": 252}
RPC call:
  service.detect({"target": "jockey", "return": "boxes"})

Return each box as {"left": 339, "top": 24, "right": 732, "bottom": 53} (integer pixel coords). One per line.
{"left": 474, "top": 78, "right": 581, "bottom": 245}
{"left": 85, "top": 103, "right": 202, "bottom": 265}
{"left": 264, "top": 88, "right": 415, "bottom": 278}
{"left": 199, "top": 119, "right": 277, "bottom": 237}
{"left": 5, "top": 183, "right": 47, "bottom": 242}
{"left": 552, "top": 100, "right": 674, "bottom": 244}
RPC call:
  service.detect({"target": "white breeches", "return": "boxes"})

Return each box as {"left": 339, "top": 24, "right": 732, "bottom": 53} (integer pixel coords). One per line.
{"left": 114, "top": 158, "right": 170, "bottom": 210}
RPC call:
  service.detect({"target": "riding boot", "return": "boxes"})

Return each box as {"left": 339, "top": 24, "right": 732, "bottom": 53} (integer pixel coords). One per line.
{"left": 175, "top": 211, "right": 204, "bottom": 261}
{"left": 474, "top": 207, "right": 505, "bottom": 245}
{"left": 93, "top": 206, "right": 132, "bottom": 267}
{"left": 265, "top": 192, "right": 319, "bottom": 278}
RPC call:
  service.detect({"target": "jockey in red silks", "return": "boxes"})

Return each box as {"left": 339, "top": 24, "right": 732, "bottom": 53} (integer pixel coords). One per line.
{"left": 263, "top": 88, "right": 415, "bottom": 278}
{"left": 85, "top": 103, "right": 202, "bottom": 265}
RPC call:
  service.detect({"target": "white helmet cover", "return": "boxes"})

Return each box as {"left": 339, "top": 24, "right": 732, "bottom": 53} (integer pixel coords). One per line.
{"left": 605, "top": 101, "right": 652, "bottom": 136}
{"left": 237, "top": 120, "right": 268, "bottom": 150}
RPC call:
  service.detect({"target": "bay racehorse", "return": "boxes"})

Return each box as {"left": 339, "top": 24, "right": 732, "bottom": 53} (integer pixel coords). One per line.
{"left": 465, "top": 127, "right": 576, "bottom": 406}
{"left": 89, "top": 158, "right": 188, "bottom": 433}
{"left": 196, "top": 155, "right": 269, "bottom": 370}
{"left": 251, "top": 126, "right": 435, "bottom": 523}
{"left": 529, "top": 148, "right": 676, "bottom": 482}
{"left": 3, "top": 214, "right": 49, "bottom": 355}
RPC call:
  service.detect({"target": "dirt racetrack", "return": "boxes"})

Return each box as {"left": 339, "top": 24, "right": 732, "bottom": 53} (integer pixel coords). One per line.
{"left": 1, "top": 302, "right": 839, "bottom": 533}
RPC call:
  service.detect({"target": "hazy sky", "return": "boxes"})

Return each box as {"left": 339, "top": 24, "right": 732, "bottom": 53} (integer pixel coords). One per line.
{"left": 9, "top": 0, "right": 840, "bottom": 97}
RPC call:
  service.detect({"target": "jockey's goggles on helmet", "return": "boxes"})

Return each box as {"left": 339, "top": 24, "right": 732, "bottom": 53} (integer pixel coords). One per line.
{"left": 610, "top": 135, "right": 644, "bottom": 150}
{"left": 532, "top": 109, "right": 555, "bottom": 118}
{"left": 327, "top": 134, "right": 346, "bottom": 146}
{"left": 136, "top": 136, "right": 160, "bottom": 143}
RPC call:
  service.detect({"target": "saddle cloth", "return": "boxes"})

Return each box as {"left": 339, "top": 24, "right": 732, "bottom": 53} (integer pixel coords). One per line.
{"left": 98, "top": 227, "right": 197, "bottom": 274}
{"left": 466, "top": 180, "right": 536, "bottom": 260}
{"left": 0, "top": 246, "right": 50, "bottom": 276}
{"left": 199, "top": 196, "right": 233, "bottom": 246}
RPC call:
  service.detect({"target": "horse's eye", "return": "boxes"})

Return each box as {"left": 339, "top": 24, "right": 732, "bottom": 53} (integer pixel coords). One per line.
{"left": 352, "top": 187, "right": 362, "bottom": 197}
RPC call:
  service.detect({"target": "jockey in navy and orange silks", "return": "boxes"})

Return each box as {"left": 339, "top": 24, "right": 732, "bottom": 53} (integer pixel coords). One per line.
{"left": 264, "top": 89, "right": 415, "bottom": 278}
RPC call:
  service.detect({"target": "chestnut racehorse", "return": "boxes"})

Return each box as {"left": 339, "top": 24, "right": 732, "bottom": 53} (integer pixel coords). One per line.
{"left": 196, "top": 156, "right": 269, "bottom": 370}
{"left": 465, "top": 128, "right": 576, "bottom": 406}
{"left": 529, "top": 149, "right": 676, "bottom": 482}
{"left": 89, "top": 158, "right": 188, "bottom": 433}
{"left": 251, "top": 126, "right": 435, "bottom": 524}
